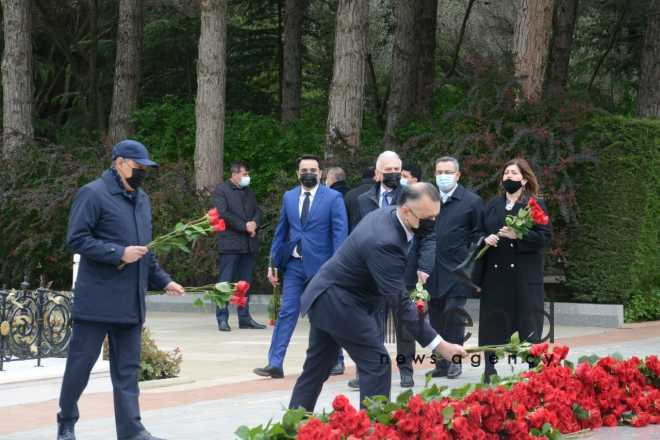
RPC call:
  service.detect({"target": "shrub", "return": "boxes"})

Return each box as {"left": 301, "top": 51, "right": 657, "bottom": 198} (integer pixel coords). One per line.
{"left": 566, "top": 116, "right": 660, "bottom": 310}
{"left": 103, "top": 327, "right": 182, "bottom": 381}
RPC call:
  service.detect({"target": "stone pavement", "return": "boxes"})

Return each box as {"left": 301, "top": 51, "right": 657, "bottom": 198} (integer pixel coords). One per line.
{"left": 0, "top": 311, "right": 658, "bottom": 439}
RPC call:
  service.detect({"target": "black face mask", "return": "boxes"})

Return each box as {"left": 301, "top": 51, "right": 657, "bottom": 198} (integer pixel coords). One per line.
{"left": 382, "top": 172, "right": 401, "bottom": 189}
{"left": 126, "top": 168, "right": 147, "bottom": 189}
{"left": 503, "top": 179, "right": 523, "bottom": 194}
{"left": 413, "top": 218, "right": 435, "bottom": 237}
{"left": 300, "top": 173, "right": 318, "bottom": 188}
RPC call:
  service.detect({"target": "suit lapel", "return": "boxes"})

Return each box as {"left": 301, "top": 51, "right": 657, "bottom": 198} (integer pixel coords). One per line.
{"left": 290, "top": 186, "right": 302, "bottom": 228}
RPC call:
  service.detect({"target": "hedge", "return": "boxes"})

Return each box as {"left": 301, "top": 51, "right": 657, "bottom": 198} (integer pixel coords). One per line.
{"left": 566, "top": 116, "right": 660, "bottom": 318}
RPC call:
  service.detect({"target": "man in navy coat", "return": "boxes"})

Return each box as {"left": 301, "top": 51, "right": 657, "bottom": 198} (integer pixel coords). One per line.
{"left": 288, "top": 183, "right": 466, "bottom": 411}
{"left": 427, "top": 156, "right": 484, "bottom": 379}
{"left": 253, "top": 155, "right": 348, "bottom": 379}
{"left": 56, "top": 140, "right": 184, "bottom": 440}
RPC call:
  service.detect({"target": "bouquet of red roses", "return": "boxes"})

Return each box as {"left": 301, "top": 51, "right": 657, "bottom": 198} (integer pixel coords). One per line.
{"left": 475, "top": 196, "right": 549, "bottom": 260}
{"left": 147, "top": 280, "right": 250, "bottom": 309}
{"left": 119, "top": 208, "right": 225, "bottom": 269}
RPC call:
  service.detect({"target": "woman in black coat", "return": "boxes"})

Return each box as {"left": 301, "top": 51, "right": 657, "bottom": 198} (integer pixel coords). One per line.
{"left": 477, "top": 158, "right": 552, "bottom": 381}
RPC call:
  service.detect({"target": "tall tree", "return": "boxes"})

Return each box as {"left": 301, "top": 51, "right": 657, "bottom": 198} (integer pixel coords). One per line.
{"left": 325, "top": 0, "right": 369, "bottom": 160}
{"left": 108, "top": 0, "right": 144, "bottom": 144}
{"left": 1, "top": 0, "right": 34, "bottom": 158}
{"left": 636, "top": 0, "right": 660, "bottom": 117}
{"left": 415, "top": 0, "right": 438, "bottom": 116}
{"left": 281, "top": 0, "right": 308, "bottom": 123}
{"left": 194, "top": 0, "right": 227, "bottom": 192}
{"left": 544, "top": 0, "right": 579, "bottom": 100}
{"left": 513, "top": 0, "right": 554, "bottom": 102}
{"left": 385, "top": 0, "right": 418, "bottom": 144}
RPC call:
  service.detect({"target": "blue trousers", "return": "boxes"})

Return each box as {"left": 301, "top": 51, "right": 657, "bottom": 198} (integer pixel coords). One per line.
{"left": 58, "top": 320, "right": 144, "bottom": 439}
{"left": 215, "top": 253, "right": 254, "bottom": 324}
{"left": 267, "top": 258, "right": 342, "bottom": 369}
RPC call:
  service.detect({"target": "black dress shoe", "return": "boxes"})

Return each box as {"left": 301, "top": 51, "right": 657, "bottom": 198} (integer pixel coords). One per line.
{"left": 426, "top": 363, "right": 448, "bottom": 378}
{"left": 400, "top": 373, "right": 414, "bottom": 388}
{"left": 218, "top": 319, "right": 231, "bottom": 332}
{"left": 239, "top": 317, "right": 266, "bottom": 329}
{"left": 447, "top": 362, "right": 462, "bottom": 379}
{"left": 347, "top": 376, "right": 360, "bottom": 389}
{"left": 329, "top": 360, "right": 345, "bottom": 376}
{"left": 121, "top": 430, "right": 165, "bottom": 440}
{"left": 253, "top": 365, "right": 284, "bottom": 378}
{"left": 57, "top": 424, "right": 76, "bottom": 440}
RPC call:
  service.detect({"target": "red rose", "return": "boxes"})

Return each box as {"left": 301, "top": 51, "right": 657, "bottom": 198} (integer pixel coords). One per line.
{"left": 529, "top": 342, "right": 549, "bottom": 358}
{"left": 235, "top": 280, "right": 250, "bottom": 297}
{"left": 602, "top": 414, "right": 618, "bottom": 427}
{"left": 212, "top": 218, "right": 226, "bottom": 232}
{"left": 208, "top": 208, "right": 220, "bottom": 223}
{"left": 416, "top": 300, "right": 425, "bottom": 314}
{"left": 332, "top": 394, "right": 351, "bottom": 412}
{"left": 229, "top": 295, "right": 247, "bottom": 308}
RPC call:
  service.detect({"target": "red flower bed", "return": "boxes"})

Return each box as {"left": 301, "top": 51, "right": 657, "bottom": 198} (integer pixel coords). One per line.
{"left": 293, "top": 346, "right": 660, "bottom": 440}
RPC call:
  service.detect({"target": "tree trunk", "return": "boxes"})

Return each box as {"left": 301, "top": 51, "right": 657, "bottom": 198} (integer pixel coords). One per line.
{"left": 415, "top": 0, "right": 438, "bottom": 115}
{"left": 194, "top": 0, "right": 227, "bottom": 192}
{"left": 108, "top": 0, "right": 143, "bottom": 145}
{"left": 1, "top": 0, "right": 33, "bottom": 158}
{"left": 513, "top": 0, "right": 554, "bottom": 102}
{"left": 544, "top": 0, "right": 579, "bottom": 100}
{"left": 325, "top": 0, "right": 369, "bottom": 161}
{"left": 281, "top": 0, "right": 308, "bottom": 124}
{"left": 636, "top": 2, "right": 660, "bottom": 117}
{"left": 88, "top": 0, "right": 100, "bottom": 131}
{"left": 384, "top": 0, "right": 418, "bottom": 144}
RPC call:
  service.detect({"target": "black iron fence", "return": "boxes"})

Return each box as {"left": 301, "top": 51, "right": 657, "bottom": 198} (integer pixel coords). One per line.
{"left": 0, "top": 278, "right": 73, "bottom": 371}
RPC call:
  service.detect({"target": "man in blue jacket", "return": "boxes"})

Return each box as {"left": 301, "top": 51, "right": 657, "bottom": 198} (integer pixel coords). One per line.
{"left": 253, "top": 155, "right": 348, "bottom": 379}
{"left": 56, "top": 140, "right": 184, "bottom": 440}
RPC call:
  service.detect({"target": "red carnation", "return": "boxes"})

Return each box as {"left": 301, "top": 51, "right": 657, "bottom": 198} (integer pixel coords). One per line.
{"left": 529, "top": 342, "right": 549, "bottom": 358}
{"left": 332, "top": 395, "right": 351, "bottom": 412}
{"left": 416, "top": 300, "right": 426, "bottom": 314}
{"left": 212, "top": 218, "right": 226, "bottom": 232}
{"left": 235, "top": 280, "right": 250, "bottom": 297}
{"left": 208, "top": 208, "right": 220, "bottom": 223}
{"left": 229, "top": 294, "right": 247, "bottom": 308}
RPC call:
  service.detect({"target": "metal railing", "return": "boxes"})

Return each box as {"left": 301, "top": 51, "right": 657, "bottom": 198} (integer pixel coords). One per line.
{"left": 0, "top": 278, "right": 73, "bottom": 371}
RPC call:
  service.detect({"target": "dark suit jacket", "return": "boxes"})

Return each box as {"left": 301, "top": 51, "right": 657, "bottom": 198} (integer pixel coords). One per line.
{"left": 212, "top": 181, "right": 262, "bottom": 254}
{"left": 329, "top": 181, "right": 350, "bottom": 197}
{"left": 345, "top": 179, "right": 374, "bottom": 232}
{"left": 429, "top": 184, "right": 484, "bottom": 298}
{"left": 300, "top": 207, "right": 438, "bottom": 347}
{"left": 356, "top": 183, "right": 435, "bottom": 287}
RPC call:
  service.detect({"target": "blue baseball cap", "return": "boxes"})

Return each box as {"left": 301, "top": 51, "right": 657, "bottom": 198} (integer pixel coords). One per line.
{"left": 111, "top": 140, "right": 159, "bottom": 167}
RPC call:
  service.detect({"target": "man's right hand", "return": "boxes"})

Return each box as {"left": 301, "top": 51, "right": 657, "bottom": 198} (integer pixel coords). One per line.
{"left": 246, "top": 221, "right": 257, "bottom": 234}
{"left": 121, "top": 246, "right": 149, "bottom": 264}
{"left": 267, "top": 267, "right": 279, "bottom": 287}
{"left": 434, "top": 340, "right": 468, "bottom": 363}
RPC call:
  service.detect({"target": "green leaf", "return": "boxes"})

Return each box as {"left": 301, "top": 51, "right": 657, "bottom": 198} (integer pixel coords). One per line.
{"left": 416, "top": 281, "right": 423, "bottom": 291}
{"left": 611, "top": 352, "right": 623, "bottom": 361}
{"left": 281, "top": 408, "right": 305, "bottom": 430}
{"left": 572, "top": 403, "right": 589, "bottom": 420}
{"left": 192, "top": 298, "right": 204, "bottom": 308}
{"left": 175, "top": 222, "right": 185, "bottom": 232}
{"left": 173, "top": 242, "right": 190, "bottom": 253}
{"left": 510, "top": 332, "right": 520, "bottom": 345}
{"left": 442, "top": 406, "right": 455, "bottom": 424}
{"left": 216, "top": 282, "right": 234, "bottom": 293}
{"left": 234, "top": 426, "right": 251, "bottom": 440}
{"left": 564, "top": 359, "right": 575, "bottom": 370}
{"left": 396, "top": 389, "right": 413, "bottom": 405}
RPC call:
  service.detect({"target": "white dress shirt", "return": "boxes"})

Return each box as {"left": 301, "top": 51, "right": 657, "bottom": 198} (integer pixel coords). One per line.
{"left": 440, "top": 183, "right": 458, "bottom": 204}
{"left": 293, "top": 184, "right": 320, "bottom": 258}
{"left": 395, "top": 209, "right": 443, "bottom": 351}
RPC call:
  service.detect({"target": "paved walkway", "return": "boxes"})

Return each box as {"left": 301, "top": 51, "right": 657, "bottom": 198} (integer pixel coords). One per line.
{"left": 1, "top": 312, "right": 658, "bottom": 439}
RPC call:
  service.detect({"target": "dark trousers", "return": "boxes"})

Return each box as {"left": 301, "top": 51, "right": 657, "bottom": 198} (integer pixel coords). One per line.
{"left": 58, "top": 320, "right": 143, "bottom": 439}
{"left": 215, "top": 253, "right": 254, "bottom": 324}
{"left": 289, "top": 292, "right": 390, "bottom": 411}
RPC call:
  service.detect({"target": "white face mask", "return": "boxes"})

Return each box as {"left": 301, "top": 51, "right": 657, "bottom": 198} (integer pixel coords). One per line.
{"left": 436, "top": 174, "right": 457, "bottom": 192}
{"left": 399, "top": 177, "right": 409, "bottom": 187}
{"left": 239, "top": 176, "right": 251, "bottom": 187}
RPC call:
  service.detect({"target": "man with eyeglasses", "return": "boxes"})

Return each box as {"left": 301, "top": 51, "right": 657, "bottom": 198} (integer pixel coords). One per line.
{"left": 288, "top": 183, "right": 467, "bottom": 411}
{"left": 57, "top": 140, "right": 184, "bottom": 440}
{"left": 427, "top": 156, "right": 484, "bottom": 380}
{"left": 254, "top": 155, "right": 348, "bottom": 379}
